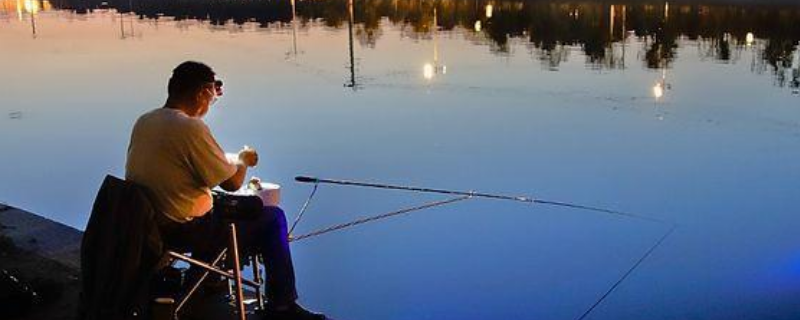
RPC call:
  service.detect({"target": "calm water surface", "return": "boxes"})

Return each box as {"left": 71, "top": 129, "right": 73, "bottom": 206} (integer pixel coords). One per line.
{"left": 1, "top": 0, "right": 800, "bottom": 319}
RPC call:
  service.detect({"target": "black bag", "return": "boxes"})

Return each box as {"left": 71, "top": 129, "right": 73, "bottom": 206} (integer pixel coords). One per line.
{"left": 212, "top": 192, "right": 264, "bottom": 220}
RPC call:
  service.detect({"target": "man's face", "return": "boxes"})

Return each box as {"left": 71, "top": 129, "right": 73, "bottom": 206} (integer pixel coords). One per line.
{"left": 195, "top": 80, "right": 223, "bottom": 118}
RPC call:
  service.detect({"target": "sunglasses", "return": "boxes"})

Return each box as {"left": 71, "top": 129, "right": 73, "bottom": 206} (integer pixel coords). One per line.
{"left": 210, "top": 79, "right": 224, "bottom": 97}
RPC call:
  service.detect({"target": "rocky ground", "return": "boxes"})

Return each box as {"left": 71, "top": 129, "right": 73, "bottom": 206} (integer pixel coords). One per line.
{"left": 0, "top": 204, "right": 275, "bottom": 320}
{"left": 0, "top": 204, "right": 82, "bottom": 320}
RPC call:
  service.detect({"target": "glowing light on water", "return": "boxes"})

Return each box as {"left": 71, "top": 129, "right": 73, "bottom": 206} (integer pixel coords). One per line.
{"left": 23, "top": 0, "right": 38, "bottom": 13}
{"left": 423, "top": 63, "right": 434, "bottom": 80}
{"left": 746, "top": 32, "right": 754, "bottom": 46}
{"left": 485, "top": 4, "right": 492, "bottom": 18}
{"left": 474, "top": 20, "right": 481, "bottom": 32}
{"left": 15, "top": 0, "right": 22, "bottom": 19}
{"left": 653, "top": 82, "right": 664, "bottom": 99}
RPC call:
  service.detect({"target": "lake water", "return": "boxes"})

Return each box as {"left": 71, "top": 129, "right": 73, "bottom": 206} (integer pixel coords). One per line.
{"left": 1, "top": 0, "right": 800, "bottom": 319}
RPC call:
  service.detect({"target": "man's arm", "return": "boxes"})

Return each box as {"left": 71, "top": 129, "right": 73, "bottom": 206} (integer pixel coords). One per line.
{"left": 220, "top": 163, "right": 247, "bottom": 191}
{"left": 219, "top": 147, "right": 258, "bottom": 191}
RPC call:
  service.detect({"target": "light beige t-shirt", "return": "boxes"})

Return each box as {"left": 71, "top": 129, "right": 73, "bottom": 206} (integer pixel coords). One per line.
{"left": 125, "top": 108, "right": 237, "bottom": 223}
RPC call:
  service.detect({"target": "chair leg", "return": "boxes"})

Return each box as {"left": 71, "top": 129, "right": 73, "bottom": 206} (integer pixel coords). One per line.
{"left": 251, "top": 255, "right": 265, "bottom": 310}
{"left": 174, "top": 249, "right": 228, "bottom": 316}
{"left": 229, "top": 223, "right": 247, "bottom": 320}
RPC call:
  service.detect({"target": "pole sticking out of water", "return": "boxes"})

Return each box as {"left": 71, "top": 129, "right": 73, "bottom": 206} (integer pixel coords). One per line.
{"left": 346, "top": 0, "right": 357, "bottom": 89}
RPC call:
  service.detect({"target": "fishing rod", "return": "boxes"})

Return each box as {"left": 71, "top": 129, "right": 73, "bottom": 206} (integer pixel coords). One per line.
{"left": 294, "top": 175, "right": 662, "bottom": 222}
{"left": 296, "top": 176, "right": 531, "bottom": 202}
{"left": 290, "top": 175, "right": 676, "bottom": 320}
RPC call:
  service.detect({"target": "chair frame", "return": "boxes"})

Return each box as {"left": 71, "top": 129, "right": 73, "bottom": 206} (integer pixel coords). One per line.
{"left": 163, "top": 223, "right": 265, "bottom": 320}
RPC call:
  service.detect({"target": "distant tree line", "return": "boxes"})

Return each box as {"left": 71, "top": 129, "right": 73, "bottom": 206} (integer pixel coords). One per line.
{"left": 46, "top": 0, "right": 800, "bottom": 87}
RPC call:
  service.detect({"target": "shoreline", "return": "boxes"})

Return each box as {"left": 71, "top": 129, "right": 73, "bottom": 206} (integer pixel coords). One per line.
{"left": 0, "top": 204, "right": 82, "bottom": 320}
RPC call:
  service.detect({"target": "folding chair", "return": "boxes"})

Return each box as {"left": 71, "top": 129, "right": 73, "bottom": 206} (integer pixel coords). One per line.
{"left": 81, "top": 175, "right": 267, "bottom": 320}
{"left": 154, "top": 223, "right": 266, "bottom": 320}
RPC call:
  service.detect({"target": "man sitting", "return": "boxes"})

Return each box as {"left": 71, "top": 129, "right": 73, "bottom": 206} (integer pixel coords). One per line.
{"left": 125, "top": 61, "right": 325, "bottom": 320}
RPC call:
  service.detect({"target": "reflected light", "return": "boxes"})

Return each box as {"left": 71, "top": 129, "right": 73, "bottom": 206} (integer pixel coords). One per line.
{"left": 485, "top": 4, "right": 492, "bottom": 18}
{"left": 23, "top": 0, "right": 38, "bottom": 13}
{"left": 653, "top": 82, "right": 664, "bottom": 99}
{"left": 746, "top": 32, "right": 754, "bottom": 46}
{"left": 474, "top": 20, "right": 481, "bottom": 32}
{"left": 423, "top": 63, "right": 434, "bottom": 80}
{"left": 15, "top": 0, "right": 22, "bottom": 19}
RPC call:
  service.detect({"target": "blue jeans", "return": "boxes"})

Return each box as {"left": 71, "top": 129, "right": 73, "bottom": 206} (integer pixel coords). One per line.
{"left": 158, "top": 204, "right": 298, "bottom": 305}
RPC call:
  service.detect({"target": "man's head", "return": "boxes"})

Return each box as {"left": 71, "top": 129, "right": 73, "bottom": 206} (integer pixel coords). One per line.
{"left": 167, "top": 61, "right": 223, "bottom": 117}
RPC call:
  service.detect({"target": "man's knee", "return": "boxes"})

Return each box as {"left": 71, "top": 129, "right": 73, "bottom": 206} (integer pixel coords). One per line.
{"left": 261, "top": 206, "right": 288, "bottom": 230}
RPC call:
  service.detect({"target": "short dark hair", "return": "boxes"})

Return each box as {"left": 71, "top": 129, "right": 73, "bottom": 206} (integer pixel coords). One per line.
{"left": 168, "top": 61, "right": 215, "bottom": 99}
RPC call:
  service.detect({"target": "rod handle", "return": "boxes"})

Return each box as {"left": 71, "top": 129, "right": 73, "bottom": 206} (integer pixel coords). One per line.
{"left": 295, "top": 176, "right": 319, "bottom": 183}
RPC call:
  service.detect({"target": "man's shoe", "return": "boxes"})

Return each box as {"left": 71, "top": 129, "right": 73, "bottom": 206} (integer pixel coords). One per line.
{"left": 259, "top": 302, "right": 326, "bottom": 320}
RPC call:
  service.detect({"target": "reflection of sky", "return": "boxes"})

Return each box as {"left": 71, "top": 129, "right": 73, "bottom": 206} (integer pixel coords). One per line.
{"left": 1, "top": 8, "right": 800, "bottom": 320}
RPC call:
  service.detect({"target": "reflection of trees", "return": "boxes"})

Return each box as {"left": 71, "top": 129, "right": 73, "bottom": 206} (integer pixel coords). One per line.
{"left": 481, "top": 3, "right": 526, "bottom": 52}
{"left": 760, "top": 38, "right": 799, "bottom": 88}
{"left": 52, "top": 0, "right": 800, "bottom": 74}
{"left": 644, "top": 20, "right": 677, "bottom": 68}
{"left": 125, "top": 0, "right": 293, "bottom": 26}
{"left": 354, "top": 0, "right": 383, "bottom": 47}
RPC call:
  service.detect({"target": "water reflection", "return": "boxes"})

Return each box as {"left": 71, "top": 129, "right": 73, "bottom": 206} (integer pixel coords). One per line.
{"left": 0, "top": 0, "right": 52, "bottom": 37}
{"left": 424, "top": 7, "right": 446, "bottom": 82}
{"left": 118, "top": 10, "right": 137, "bottom": 39}
{"left": 49, "top": 0, "right": 798, "bottom": 91}
{"left": 346, "top": 0, "right": 358, "bottom": 89}
{"left": 26, "top": 0, "right": 37, "bottom": 37}
{"left": 8, "top": 111, "right": 23, "bottom": 120}
{"left": 287, "top": 0, "right": 300, "bottom": 58}
{"left": 3, "top": 0, "right": 800, "bottom": 91}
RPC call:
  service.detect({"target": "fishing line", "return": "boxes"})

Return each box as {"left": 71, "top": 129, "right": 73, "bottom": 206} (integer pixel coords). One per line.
{"left": 289, "top": 195, "right": 472, "bottom": 242}
{"left": 289, "top": 182, "right": 318, "bottom": 236}
{"left": 533, "top": 200, "right": 667, "bottom": 224}
{"left": 287, "top": 175, "right": 677, "bottom": 320}
{"left": 575, "top": 225, "right": 677, "bottom": 320}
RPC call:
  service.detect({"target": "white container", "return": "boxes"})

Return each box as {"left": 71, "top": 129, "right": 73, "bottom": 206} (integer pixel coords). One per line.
{"left": 229, "top": 180, "right": 281, "bottom": 207}
{"left": 255, "top": 182, "right": 281, "bottom": 207}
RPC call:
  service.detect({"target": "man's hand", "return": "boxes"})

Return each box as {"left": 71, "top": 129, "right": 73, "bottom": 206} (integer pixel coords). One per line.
{"left": 221, "top": 146, "right": 258, "bottom": 191}
{"left": 238, "top": 146, "right": 259, "bottom": 167}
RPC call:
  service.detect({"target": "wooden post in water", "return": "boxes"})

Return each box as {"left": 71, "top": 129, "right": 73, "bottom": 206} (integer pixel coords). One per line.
{"left": 346, "top": 0, "right": 356, "bottom": 89}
